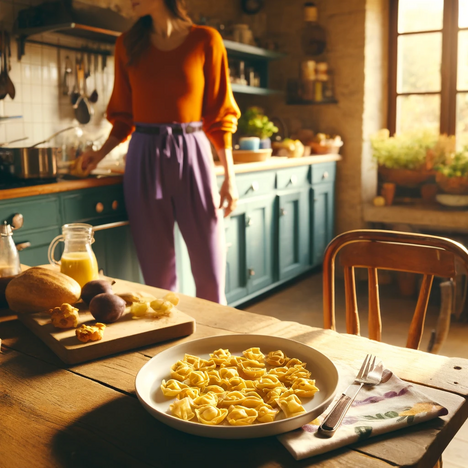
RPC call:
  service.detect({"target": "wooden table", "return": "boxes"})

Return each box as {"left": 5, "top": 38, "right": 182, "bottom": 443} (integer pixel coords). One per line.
{"left": 1, "top": 278, "right": 468, "bottom": 468}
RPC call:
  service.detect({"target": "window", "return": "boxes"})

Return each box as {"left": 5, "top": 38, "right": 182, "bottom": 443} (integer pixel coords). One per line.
{"left": 388, "top": 0, "right": 468, "bottom": 146}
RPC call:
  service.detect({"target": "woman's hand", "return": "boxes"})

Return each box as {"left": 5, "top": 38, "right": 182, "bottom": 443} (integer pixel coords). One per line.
{"left": 81, "top": 149, "right": 105, "bottom": 173}
{"left": 219, "top": 176, "right": 239, "bottom": 217}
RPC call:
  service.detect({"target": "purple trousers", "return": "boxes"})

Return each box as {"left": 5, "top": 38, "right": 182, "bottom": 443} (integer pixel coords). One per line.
{"left": 124, "top": 122, "right": 226, "bottom": 304}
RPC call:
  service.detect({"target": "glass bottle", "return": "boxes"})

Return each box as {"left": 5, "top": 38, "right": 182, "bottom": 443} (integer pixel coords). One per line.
{"left": 48, "top": 223, "right": 99, "bottom": 288}
{"left": 0, "top": 222, "right": 21, "bottom": 307}
{"left": 301, "top": 2, "right": 327, "bottom": 56}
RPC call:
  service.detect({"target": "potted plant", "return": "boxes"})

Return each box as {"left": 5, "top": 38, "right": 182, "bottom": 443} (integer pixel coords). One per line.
{"left": 238, "top": 107, "right": 278, "bottom": 149}
{"left": 435, "top": 149, "right": 468, "bottom": 194}
{"left": 370, "top": 129, "right": 453, "bottom": 188}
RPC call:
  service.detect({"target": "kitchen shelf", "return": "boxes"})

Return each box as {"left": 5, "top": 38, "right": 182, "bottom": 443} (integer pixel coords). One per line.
{"left": 223, "top": 40, "right": 285, "bottom": 61}
{"left": 13, "top": 1, "right": 131, "bottom": 60}
{"left": 231, "top": 84, "right": 282, "bottom": 96}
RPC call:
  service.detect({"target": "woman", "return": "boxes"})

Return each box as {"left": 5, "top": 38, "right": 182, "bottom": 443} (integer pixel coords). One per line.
{"left": 82, "top": 0, "right": 240, "bottom": 305}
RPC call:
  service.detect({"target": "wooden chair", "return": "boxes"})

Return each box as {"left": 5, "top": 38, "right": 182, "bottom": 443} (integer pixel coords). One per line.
{"left": 323, "top": 229, "right": 468, "bottom": 352}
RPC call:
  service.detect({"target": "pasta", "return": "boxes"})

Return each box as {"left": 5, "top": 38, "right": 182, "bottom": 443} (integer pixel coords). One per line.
{"left": 160, "top": 346, "right": 319, "bottom": 426}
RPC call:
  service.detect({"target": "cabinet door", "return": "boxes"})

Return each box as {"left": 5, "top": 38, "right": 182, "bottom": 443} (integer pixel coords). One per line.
{"left": 225, "top": 203, "right": 248, "bottom": 304}
{"left": 102, "top": 225, "right": 142, "bottom": 283}
{"left": 277, "top": 190, "right": 309, "bottom": 280}
{"left": 311, "top": 182, "right": 335, "bottom": 266}
{"left": 246, "top": 195, "right": 275, "bottom": 294}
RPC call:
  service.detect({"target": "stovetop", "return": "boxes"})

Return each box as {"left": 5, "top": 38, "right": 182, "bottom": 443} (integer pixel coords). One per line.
{"left": 0, "top": 177, "right": 58, "bottom": 190}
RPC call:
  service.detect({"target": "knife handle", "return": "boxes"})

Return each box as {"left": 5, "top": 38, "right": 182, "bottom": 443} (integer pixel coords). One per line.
{"left": 319, "top": 384, "right": 363, "bottom": 437}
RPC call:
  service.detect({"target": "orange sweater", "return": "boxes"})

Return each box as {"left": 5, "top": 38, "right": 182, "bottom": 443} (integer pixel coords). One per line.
{"left": 107, "top": 25, "right": 240, "bottom": 150}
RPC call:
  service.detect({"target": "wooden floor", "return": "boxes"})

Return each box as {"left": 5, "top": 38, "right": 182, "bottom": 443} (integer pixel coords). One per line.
{"left": 242, "top": 271, "right": 468, "bottom": 468}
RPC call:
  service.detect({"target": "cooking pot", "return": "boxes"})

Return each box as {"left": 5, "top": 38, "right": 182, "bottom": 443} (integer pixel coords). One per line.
{"left": 0, "top": 146, "right": 61, "bottom": 179}
{"left": 0, "top": 126, "right": 78, "bottom": 180}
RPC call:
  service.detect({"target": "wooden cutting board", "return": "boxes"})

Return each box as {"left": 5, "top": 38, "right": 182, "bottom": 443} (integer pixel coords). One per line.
{"left": 19, "top": 304, "right": 196, "bottom": 365}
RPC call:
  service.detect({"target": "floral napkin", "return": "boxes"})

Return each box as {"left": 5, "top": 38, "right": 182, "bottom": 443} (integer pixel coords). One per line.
{"left": 277, "top": 360, "right": 448, "bottom": 461}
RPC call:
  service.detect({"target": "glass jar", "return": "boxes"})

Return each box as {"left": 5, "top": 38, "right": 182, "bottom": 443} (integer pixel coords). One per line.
{"left": 0, "top": 222, "right": 21, "bottom": 306}
{"left": 48, "top": 223, "right": 99, "bottom": 287}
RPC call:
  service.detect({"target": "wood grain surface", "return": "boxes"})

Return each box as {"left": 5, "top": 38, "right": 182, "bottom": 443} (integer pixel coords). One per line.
{"left": 1, "top": 276, "right": 468, "bottom": 468}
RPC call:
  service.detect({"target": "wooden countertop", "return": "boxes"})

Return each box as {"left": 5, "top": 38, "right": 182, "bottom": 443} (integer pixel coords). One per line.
{"left": 0, "top": 176, "right": 124, "bottom": 201}
{"left": 214, "top": 154, "right": 341, "bottom": 176}
{"left": 0, "top": 155, "right": 340, "bottom": 201}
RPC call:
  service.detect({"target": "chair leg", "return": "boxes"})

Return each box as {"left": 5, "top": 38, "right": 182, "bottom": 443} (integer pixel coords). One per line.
{"left": 428, "top": 281, "right": 453, "bottom": 354}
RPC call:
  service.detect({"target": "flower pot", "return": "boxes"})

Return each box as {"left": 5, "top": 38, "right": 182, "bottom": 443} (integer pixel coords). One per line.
{"left": 378, "top": 166, "right": 435, "bottom": 188}
{"left": 436, "top": 172, "right": 468, "bottom": 195}
{"left": 259, "top": 138, "right": 271, "bottom": 149}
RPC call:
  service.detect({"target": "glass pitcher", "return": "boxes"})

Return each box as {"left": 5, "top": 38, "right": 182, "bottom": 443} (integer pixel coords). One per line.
{"left": 48, "top": 223, "right": 99, "bottom": 287}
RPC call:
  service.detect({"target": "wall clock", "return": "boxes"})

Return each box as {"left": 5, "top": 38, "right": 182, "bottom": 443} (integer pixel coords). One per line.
{"left": 241, "top": 0, "right": 264, "bottom": 15}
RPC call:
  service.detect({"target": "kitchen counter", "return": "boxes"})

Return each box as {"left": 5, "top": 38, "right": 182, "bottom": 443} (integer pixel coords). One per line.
{"left": 0, "top": 154, "right": 341, "bottom": 201}
{"left": 214, "top": 154, "right": 341, "bottom": 176}
{"left": 0, "top": 176, "right": 124, "bottom": 201}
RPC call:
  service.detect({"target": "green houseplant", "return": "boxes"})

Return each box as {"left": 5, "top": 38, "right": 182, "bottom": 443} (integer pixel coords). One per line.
{"left": 435, "top": 149, "right": 468, "bottom": 194}
{"left": 370, "top": 129, "right": 454, "bottom": 187}
{"left": 238, "top": 107, "right": 278, "bottom": 149}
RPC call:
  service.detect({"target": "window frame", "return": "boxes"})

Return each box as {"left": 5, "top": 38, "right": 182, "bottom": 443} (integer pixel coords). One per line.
{"left": 387, "top": 0, "right": 460, "bottom": 135}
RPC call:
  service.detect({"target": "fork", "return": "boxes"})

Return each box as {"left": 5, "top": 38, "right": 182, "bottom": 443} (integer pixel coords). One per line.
{"left": 319, "top": 354, "right": 384, "bottom": 437}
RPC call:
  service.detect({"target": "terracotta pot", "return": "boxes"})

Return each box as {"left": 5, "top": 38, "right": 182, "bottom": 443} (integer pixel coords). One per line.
{"left": 381, "top": 183, "right": 396, "bottom": 206}
{"left": 378, "top": 166, "right": 435, "bottom": 188}
{"left": 420, "top": 183, "right": 439, "bottom": 203}
{"left": 435, "top": 172, "right": 468, "bottom": 195}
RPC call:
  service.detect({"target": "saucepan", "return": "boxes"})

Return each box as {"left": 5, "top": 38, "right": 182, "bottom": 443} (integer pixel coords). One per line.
{"left": 0, "top": 127, "right": 77, "bottom": 180}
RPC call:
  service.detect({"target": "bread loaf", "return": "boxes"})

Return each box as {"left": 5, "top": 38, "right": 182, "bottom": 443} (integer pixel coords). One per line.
{"left": 6, "top": 267, "right": 81, "bottom": 313}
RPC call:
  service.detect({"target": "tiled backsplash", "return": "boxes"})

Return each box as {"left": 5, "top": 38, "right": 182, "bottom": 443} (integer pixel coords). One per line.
{"left": 0, "top": 0, "right": 125, "bottom": 161}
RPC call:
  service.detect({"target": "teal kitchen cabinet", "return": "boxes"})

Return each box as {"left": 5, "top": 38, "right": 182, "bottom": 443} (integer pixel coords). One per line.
{"left": 277, "top": 188, "right": 309, "bottom": 281}
{"left": 225, "top": 204, "right": 248, "bottom": 304}
{"left": 244, "top": 194, "right": 276, "bottom": 294}
{"left": 0, "top": 195, "right": 61, "bottom": 267}
{"left": 310, "top": 162, "right": 336, "bottom": 267}
{"left": 175, "top": 161, "right": 337, "bottom": 306}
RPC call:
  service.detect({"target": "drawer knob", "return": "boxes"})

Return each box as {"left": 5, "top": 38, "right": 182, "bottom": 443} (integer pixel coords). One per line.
{"left": 112, "top": 200, "right": 119, "bottom": 210}
{"left": 280, "top": 208, "right": 287, "bottom": 216}
{"left": 246, "top": 217, "right": 253, "bottom": 227}
{"left": 249, "top": 181, "right": 259, "bottom": 192}
{"left": 248, "top": 268, "right": 255, "bottom": 277}
{"left": 12, "top": 213, "right": 24, "bottom": 230}
{"left": 322, "top": 171, "right": 329, "bottom": 179}
{"left": 95, "top": 202, "right": 104, "bottom": 213}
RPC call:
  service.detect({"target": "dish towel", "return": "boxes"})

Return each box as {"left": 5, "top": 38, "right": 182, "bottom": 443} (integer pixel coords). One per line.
{"left": 278, "top": 360, "right": 448, "bottom": 460}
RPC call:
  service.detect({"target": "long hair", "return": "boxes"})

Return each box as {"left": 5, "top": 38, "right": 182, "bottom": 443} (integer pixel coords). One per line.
{"left": 123, "top": 0, "right": 191, "bottom": 65}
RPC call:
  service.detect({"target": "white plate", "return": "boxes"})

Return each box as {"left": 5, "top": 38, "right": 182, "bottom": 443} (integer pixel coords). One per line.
{"left": 135, "top": 334, "right": 338, "bottom": 439}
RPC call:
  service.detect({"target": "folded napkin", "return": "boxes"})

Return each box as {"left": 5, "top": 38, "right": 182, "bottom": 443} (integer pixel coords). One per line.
{"left": 278, "top": 360, "right": 448, "bottom": 460}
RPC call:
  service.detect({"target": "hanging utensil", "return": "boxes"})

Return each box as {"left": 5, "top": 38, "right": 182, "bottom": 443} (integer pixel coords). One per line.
{"left": 62, "top": 55, "right": 72, "bottom": 96}
{"left": 5, "top": 32, "right": 15, "bottom": 100}
{"left": 89, "top": 53, "right": 98, "bottom": 104}
{"left": 70, "top": 54, "right": 80, "bottom": 105}
{"left": 0, "top": 30, "right": 8, "bottom": 100}
{"left": 73, "top": 64, "right": 91, "bottom": 124}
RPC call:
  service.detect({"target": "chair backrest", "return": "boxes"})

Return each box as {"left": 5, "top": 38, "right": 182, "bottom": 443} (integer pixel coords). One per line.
{"left": 323, "top": 229, "right": 468, "bottom": 349}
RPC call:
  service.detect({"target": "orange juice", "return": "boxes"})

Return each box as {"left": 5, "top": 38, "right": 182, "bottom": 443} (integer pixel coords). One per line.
{"left": 60, "top": 251, "right": 99, "bottom": 287}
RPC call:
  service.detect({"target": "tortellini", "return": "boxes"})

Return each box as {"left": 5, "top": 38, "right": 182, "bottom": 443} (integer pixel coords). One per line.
{"left": 160, "top": 346, "right": 319, "bottom": 426}
{"left": 227, "top": 405, "right": 258, "bottom": 426}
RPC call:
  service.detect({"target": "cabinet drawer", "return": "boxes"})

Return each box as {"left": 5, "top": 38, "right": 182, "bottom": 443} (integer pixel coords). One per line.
{"left": 235, "top": 172, "right": 276, "bottom": 199}
{"left": 0, "top": 196, "right": 60, "bottom": 231}
{"left": 310, "top": 162, "right": 336, "bottom": 185}
{"left": 16, "top": 227, "right": 61, "bottom": 266}
{"left": 276, "top": 166, "right": 310, "bottom": 190}
{"left": 62, "top": 186, "right": 126, "bottom": 224}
